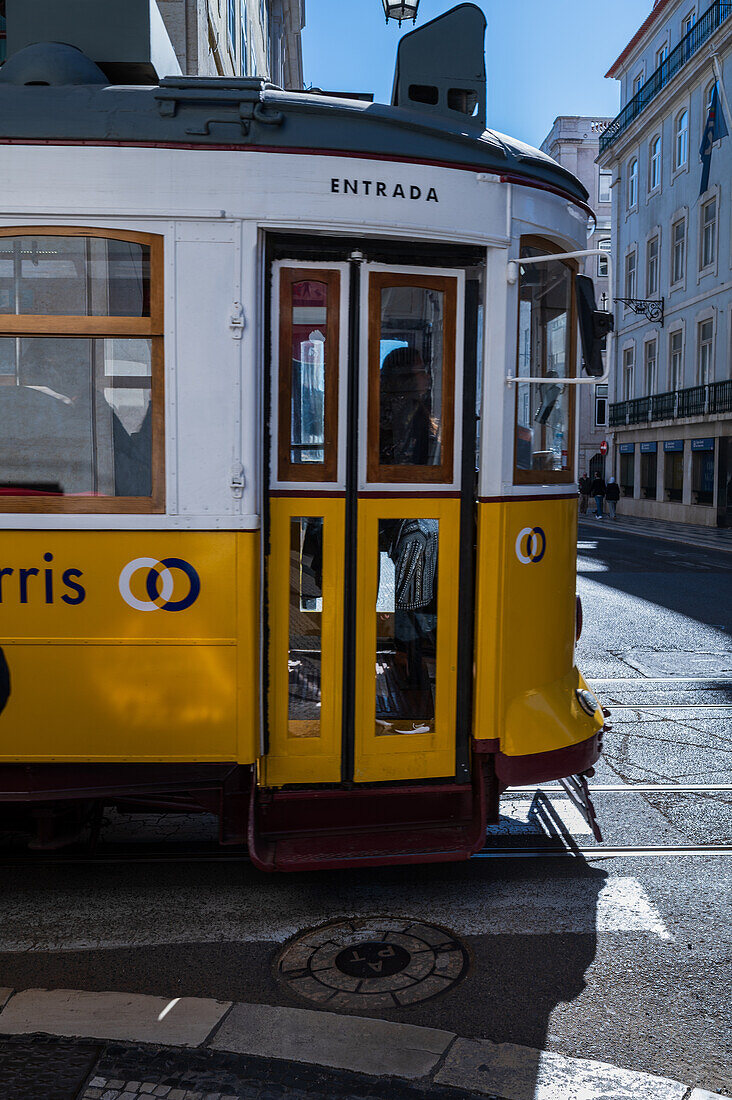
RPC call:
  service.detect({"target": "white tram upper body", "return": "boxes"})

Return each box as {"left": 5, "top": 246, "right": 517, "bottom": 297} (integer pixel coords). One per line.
{"left": 0, "top": 4, "right": 606, "bottom": 866}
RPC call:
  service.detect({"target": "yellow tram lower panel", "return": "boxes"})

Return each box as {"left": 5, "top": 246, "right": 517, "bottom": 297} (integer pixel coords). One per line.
{"left": 0, "top": 530, "right": 260, "bottom": 763}
{"left": 473, "top": 497, "right": 602, "bottom": 759}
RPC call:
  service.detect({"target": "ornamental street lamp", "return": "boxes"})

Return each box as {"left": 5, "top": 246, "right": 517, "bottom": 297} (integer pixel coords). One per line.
{"left": 382, "top": 1, "right": 420, "bottom": 26}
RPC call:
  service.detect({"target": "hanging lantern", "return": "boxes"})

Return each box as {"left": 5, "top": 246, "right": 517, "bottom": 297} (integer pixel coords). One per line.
{"left": 382, "top": 1, "right": 420, "bottom": 26}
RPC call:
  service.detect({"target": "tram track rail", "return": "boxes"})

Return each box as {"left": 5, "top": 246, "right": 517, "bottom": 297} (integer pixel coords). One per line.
{"left": 0, "top": 840, "right": 728, "bottom": 866}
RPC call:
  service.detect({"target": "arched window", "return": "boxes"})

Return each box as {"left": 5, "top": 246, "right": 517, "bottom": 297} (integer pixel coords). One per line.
{"left": 705, "top": 79, "right": 718, "bottom": 112}
{"left": 649, "top": 136, "right": 661, "bottom": 190}
{"left": 0, "top": 229, "right": 164, "bottom": 512}
{"left": 628, "top": 158, "right": 638, "bottom": 208}
{"left": 597, "top": 238, "right": 611, "bottom": 277}
{"left": 675, "top": 110, "right": 688, "bottom": 168}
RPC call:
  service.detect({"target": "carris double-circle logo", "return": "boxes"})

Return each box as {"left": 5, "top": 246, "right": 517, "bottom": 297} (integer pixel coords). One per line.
{"left": 515, "top": 527, "right": 546, "bottom": 564}
{"left": 118, "top": 557, "right": 201, "bottom": 612}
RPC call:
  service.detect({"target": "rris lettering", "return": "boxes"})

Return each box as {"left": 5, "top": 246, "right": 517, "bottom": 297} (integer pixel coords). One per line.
{"left": 0, "top": 558, "right": 85, "bottom": 605}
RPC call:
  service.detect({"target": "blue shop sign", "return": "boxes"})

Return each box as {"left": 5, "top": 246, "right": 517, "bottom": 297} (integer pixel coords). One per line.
{"left": 640, "top": 441, "right": 657, "bottom": 453}
{"left": 619, "top": 443, "right": 635, "bottom": 454}
{"left": 691, "top": 437, "right": 715, "bottom": 451}
{"left": 663, "top": 440, "right": 684, "bottom": 452}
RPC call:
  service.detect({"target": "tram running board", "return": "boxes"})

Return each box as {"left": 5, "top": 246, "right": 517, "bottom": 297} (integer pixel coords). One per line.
{"left": 248, "top": 821, "right": 482, "bottom": 871}
{"left": 558, "top": 773, "right": 603, "bottom": 842}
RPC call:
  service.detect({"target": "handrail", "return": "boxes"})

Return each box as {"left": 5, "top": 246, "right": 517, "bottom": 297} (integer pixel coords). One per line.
{"left": 600, "top": 0, "right": 732, "bottom": 155}
{"left": 505, "top": 248, "right": 613, "bottom": 386}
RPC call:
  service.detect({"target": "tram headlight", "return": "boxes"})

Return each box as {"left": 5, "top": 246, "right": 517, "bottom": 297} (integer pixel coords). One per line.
{"left": 576, "top": 688, "right": 599, "bottom": 717}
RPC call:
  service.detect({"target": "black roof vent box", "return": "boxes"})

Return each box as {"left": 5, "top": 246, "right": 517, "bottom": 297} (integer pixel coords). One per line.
{"left": 0, "top": 42, "right": 108, "bottom": 86}
{"left": 391, "top": 3, "right": 487, "bottom": 129}
{"left": 4, "top": 0, "right": 182, "bottom": 84}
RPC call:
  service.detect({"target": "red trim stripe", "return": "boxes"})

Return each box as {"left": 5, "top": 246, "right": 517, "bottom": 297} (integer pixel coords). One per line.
{"left": 0, "top": 139, "right": 590, "bottom": 217}
{"left": 478, "top": 492, "right": 577, "bottom": 504}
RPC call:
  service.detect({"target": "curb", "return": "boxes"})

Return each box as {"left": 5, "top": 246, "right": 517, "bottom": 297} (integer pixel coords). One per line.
{"left": 0, "top": 988, "right": 729, "bottom": 1100}
{"left": 577, "top": 517, "right": 732, "bottom": 554}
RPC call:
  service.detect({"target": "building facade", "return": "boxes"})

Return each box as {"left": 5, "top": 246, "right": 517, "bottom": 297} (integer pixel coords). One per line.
{"left": 541, "top": 116, "right": 613, "bottom": 482}
{"left": 599, "top": 0, "right": 732, "bottom": 527}
{"left": 157, "top": 0, "right": 304, "bottom": 85}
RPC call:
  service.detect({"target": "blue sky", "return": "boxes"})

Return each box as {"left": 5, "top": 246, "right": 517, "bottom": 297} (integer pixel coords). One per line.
{"left": 302, "top": 1, "right": 648, "bottom": 149}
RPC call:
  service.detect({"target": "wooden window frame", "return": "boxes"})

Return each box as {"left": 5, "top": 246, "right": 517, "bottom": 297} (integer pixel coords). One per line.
{"left": 0, "top": 226, "right": 164, "bottom": 514}
{"left": 277, "top": 267, "right": 340, "bottom": 484}
{"left": 513, "top": 236, "right": 577, "bottom": 487}
{"left": 367, "top": 271, "right": 456, "bottom": 485}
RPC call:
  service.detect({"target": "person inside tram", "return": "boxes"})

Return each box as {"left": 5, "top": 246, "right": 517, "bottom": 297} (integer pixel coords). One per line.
{"left": 379, "top": 345, "right": 439, "bottom": 467}
{"left": 377, "top": 346, "right": 439, "bottom": 731}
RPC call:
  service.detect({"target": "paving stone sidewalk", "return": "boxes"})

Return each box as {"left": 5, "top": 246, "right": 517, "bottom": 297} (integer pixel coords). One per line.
{"left": 0, "top": 991, "right": 729, "bottom": 1100}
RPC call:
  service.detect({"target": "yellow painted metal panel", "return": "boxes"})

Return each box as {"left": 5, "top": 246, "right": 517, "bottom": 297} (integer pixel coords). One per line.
{"left": 0, "top": 531, "right": 260, "bottom": 762}
{"left": 354, "top": 497, "right": 458, "bottom": 782}
{"left": 264, "top": 497, "right": 344, "bottom": 785}
{"left": 473, "top": 498, "right": 602, "bottom": 759}
{"left": 0, "top": 644, "right": 238, "bottom": 761}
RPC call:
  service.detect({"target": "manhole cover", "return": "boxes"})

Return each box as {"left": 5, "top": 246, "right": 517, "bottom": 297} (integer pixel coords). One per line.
{"left": 276, "top": 918, "right": 469, "bottom": 1009}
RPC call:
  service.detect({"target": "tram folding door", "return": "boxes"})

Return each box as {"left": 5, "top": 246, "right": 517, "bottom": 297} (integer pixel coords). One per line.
{"left": 266, "top": 260, "right": 465, "bottom": 787}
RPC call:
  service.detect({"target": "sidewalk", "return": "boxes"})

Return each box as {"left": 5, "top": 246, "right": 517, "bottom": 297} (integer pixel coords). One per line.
{"left": 0, "top": 988, "right": 727, "bottom": 1100}
{"left": 578, "top": 512, "right": 732, "bottom": 553}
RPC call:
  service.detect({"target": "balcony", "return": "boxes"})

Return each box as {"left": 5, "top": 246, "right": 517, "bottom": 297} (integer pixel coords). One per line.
{"left": 600, "top": 0, "right": 732, "bottom": 155}
{"left": 609, "top": 379, "right": 732, "bottom": 426}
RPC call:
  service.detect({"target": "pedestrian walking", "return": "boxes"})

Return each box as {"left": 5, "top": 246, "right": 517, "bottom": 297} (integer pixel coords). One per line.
{"left": 590, "top": 474, "right": 606, "bottom": 518}
{"left": 578, "top": 474, "right": 590, "bottom": 515}
{"left": 605, "top": 477, "right": 620, "bottom": 519}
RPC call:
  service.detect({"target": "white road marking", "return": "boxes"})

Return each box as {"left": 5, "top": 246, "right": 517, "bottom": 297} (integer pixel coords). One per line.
{"left": 0, "top": 875, "right": 671, "bottom": 950}
{"left": 495, "top": 798, "right": 593, "bottom": 837}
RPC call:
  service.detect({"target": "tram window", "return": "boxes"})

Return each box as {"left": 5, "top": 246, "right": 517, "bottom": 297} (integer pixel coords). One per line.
{"left": 0, "top": 229, "right": 163, "bottom": 512}
{"left": 375, "top": 518, "right": 438, "bottom": 736}
{"left": 514, "top": 240, "right": 575, "bottom": 483}
{"left": 409, "top": 84, "right": 439, "bottom": 105}
{"left": 288, "top": 516, "right": 323, "bottom": 739}
{"left": 447, "top": 88, "right": 479, "bottom": 115}
{"left": 0, "top": 337, "right": 153, "bottom": 497}
{"left": 278, "top": 268, "right": 339, "bottom": 483}
{"left": 0, "top": 236, "right": 150, "bottom": 317}
{"left": 368, "top": 272, "right": 456, "bottom": 484}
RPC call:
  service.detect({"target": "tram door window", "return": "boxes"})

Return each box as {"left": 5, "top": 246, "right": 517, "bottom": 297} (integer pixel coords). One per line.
{"left": 266, "top": 260, "right": 465, "bottom": 787}
{"left": 278, "top": 268, "right": 340, "bottom": 483}
{"left": 514, "top": 239, "right": 576, "bottom": 484}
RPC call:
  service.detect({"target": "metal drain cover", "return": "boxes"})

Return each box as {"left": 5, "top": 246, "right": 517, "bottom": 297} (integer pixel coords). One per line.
{"left": 276, "top": 918, "right": 469, "bottom": 1009}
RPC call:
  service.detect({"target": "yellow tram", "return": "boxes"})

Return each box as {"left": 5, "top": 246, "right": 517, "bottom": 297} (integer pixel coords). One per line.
{"left": 0, "top": 3, "right": 608, "bottom": 866}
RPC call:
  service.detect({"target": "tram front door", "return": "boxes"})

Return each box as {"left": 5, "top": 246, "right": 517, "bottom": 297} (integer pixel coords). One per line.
{"left": 264, "top": 255, "right": 469, "bottom": 787}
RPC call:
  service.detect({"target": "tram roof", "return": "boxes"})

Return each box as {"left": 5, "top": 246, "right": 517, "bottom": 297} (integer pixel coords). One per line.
{"left": 0, "top": 0, "right": 588, "bottom": 211}
{"left": 0, "top": 70, "right": 588, "bottom": 208}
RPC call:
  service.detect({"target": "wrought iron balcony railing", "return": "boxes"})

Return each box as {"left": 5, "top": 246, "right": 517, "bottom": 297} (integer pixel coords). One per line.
{"left": 600, "top": 0, "right": 732, "bottom": 155}
{"left": 609, "top": 379, "right": 732, "bottom": 425}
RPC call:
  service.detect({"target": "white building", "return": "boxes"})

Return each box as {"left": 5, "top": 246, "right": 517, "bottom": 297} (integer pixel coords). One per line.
{"left": 598, "top": 0, "right": 732, "bottom": 527}
{"left": 541, "top": 116, "right": 613, "bottom": 483}
{"left": 156, "top": 0, "right": 305, "bottom": 85}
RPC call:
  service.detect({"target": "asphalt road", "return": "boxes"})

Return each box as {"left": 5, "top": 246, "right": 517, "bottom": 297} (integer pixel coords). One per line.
{"left": 1, "top": 521, "right": 730, "bottom": 1096}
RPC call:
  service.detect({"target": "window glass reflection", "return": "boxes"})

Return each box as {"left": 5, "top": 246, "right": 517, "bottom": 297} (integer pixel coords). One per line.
{"left": 0, "top": 337, "right": 152, "bottom": 496}
{"left": 290, "top": 280, "right": 327, "bottom": 465}
{"left": 378, "top": 286, "right": 443, "bottom": 467}
{"left": 375, "top": 518, "right": 438, "bottom": 735}
{"left": 288, "top": 517, "right": 323, "bottom": 738}
{"left": 0, "top": 236, "right": 150, "bottom": 317}
{"left": 515, "top": 246, "right": 572, "bottom": 473}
